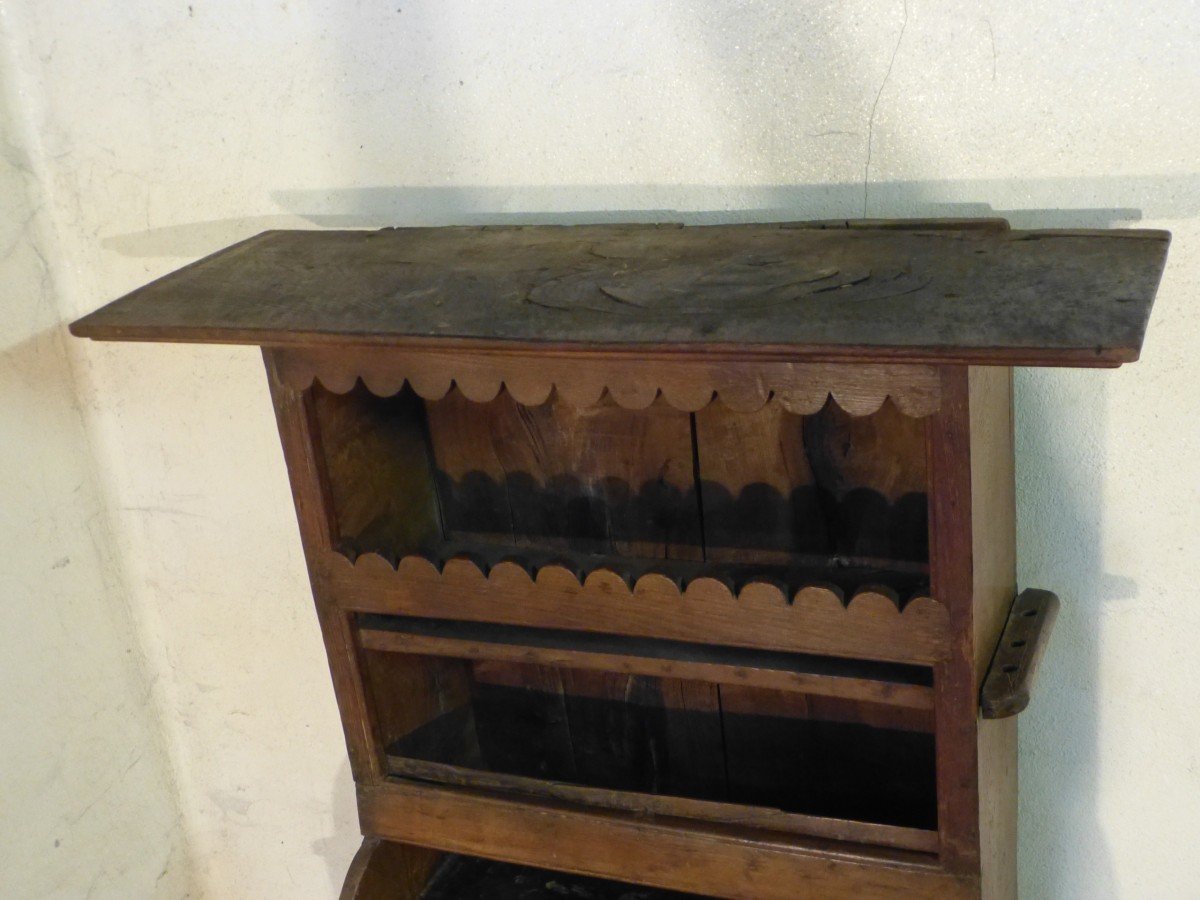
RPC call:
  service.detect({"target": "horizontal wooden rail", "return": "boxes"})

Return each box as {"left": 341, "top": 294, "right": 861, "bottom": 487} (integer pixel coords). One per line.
{"left": 357, "top": 614, "right": 934, "bottom": 710}
{"left": 274, "top": 347, "right": 944, "bottom": 416}
{"left": 359, "top": 780, "right": 974, "bottom": 900}
{"left": 384, "top": 756, "right": 939, "bottom": 854}
{"left": 324, "top": 551, "right": 951, "bottom": 665}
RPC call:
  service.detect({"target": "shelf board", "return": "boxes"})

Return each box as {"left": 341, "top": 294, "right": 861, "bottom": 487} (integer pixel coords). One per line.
{"left": 357, "top": 613, "right": 933, "bottom": 710}
{"left": 71, "top": 221, "right": 1168, "bottom": 367}
{"left": 326, "top": 546, "right": 949, "bottom": 665}
{"left": 385, "top": 756, "right": 938, "bottom": 854}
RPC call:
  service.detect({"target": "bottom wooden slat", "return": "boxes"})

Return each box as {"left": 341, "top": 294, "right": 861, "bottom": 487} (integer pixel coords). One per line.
{"left": 358, "top": 781, "right": 977, "bottom": 900}
{"left": 386, "top": 756, "right": 939, "bottom": 853}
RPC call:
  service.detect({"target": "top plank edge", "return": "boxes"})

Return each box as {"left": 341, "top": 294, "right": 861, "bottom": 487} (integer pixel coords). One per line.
{"left": 63, "top": 327, "right": 1137, "bottom": 368}
{"left": 69, "top": 220, "right": 1170, "bottom": 369}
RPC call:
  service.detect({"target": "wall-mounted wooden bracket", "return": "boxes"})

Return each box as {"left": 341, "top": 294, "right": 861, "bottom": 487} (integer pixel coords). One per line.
{"left": 981, "top": 588, "right": 1060, "bottom": 719}
{"left": 70, "top": 221, "right": 1166, "bottom": 898}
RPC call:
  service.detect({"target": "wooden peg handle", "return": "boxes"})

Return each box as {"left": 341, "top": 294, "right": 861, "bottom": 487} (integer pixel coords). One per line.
{"left": 980, "top": 588, "right": 1060, "bottom": 719}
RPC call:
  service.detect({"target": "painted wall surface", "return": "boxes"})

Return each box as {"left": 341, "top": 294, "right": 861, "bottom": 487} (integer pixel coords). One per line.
{"left": 3, "top": 1, "right": 1199, "bottom": 897}
{"left": 0, "top": 23, "right": 195, "bottom": 900}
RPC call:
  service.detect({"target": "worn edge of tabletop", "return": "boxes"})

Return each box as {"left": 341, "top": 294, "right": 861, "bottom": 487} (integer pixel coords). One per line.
{"left": 69, "top": 221, "right": 1172, "bottom": 368}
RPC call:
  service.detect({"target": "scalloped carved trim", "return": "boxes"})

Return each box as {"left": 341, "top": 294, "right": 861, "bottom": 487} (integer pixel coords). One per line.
{"left": 274, "top": 348, "right": 941, "bottom": 416}
{"left": 324, "top": 551, "right": 950, "bottom": 664}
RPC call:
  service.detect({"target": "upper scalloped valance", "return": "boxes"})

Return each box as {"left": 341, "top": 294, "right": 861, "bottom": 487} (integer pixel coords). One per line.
{"left": 272, "top": 347, "right": 941, "bottom": 416}
{"left": 324, "top": 551, "right": 950, "bottom": 665}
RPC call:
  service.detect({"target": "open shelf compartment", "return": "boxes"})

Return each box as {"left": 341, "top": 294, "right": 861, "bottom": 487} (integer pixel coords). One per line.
{"left": 358, "top": 612, "right": 939, "bottom": 854}
{"left": 312, "top": 380, "right": 932, "bottom": 577}
{"left": 313, "top": 379, "right": 948, "bottom": 664}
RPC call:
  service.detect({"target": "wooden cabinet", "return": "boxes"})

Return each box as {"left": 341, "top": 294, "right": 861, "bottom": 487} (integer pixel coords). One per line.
{"left": 72, "top": 219, "right": 1168, "bottom": 898}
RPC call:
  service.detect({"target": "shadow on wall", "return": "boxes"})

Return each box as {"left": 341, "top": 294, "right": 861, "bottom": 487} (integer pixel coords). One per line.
{"left": 1014, "top": 367, "right": 1134, "bottom": 898}
{"left": 96, "top": 175, "right": 1199, "bottom": 258}
{"left": 94, "top": 181, "right": 1176, "bottom": 898}
{"left": 311, "top": 759, "right": 358, "bottom": 897}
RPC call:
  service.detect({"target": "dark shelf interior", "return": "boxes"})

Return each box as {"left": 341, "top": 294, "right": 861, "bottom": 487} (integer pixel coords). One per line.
{"left": 421, "top": 853, "right": 704, "bottom": 899}
{"left": 364, "top": 645, "right": 937, "bottom": 834}
{"left": 313, "top": 382, "right": 931, "bottom": 588}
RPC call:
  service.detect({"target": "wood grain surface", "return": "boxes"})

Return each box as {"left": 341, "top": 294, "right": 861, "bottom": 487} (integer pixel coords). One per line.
{"left": 71, "top": 220, "right": 1169, "bottom": 366}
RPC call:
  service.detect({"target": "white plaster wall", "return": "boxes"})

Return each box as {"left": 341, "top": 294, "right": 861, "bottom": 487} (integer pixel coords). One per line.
{"left": 0, "top": 20, "right": 195, "bottom": 900}
{"left": 3, "top": 1, "right": 1198, "bottom": 897}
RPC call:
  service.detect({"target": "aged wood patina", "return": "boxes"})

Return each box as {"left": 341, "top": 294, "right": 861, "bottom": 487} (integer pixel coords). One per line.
{"left": 72, "top": 219, "right": 1167, "bottom": 365}
{"left": 72, "top": 219, "right": 1168, "bottom": 898}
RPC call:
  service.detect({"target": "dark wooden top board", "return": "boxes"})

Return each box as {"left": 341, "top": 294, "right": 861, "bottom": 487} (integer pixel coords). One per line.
{"left": 70, "top": 219, "right": 1169, "bottom": 366}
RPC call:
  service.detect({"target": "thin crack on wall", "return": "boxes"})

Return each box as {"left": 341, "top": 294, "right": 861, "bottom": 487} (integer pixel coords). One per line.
{"left": 862, "top": 0, "right": 909, "bottom": 218}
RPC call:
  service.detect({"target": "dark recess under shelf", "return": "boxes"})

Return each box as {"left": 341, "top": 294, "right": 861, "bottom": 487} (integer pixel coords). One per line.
{"left": 421, "top": 852, "right": 703, "bottom": 899}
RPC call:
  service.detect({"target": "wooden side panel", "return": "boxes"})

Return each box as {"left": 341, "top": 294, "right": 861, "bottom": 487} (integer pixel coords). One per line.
{"left": 425, "top": 390, "right": 702, "bottom": 560}
{"left": 978, "top": 717, "right": 1017, "bottom": 900}
{"left": 968, "top": 368, "right": 1017, "bottom": 688}
{"left": 311, "top": 383, "right": 442, "bottom": 558}
{"left": 263, "top": 349, "right": 384, "bottom": 782}
{"left": 968, "top": 367, "right": 1018, "bottom": 900}
{"left": 926, "top": 365, "right": 1016, "bottom": 897}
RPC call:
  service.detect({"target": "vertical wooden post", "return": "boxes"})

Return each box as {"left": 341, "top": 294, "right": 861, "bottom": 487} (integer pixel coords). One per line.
{"left": 926, "top": 366, "right": 981, "bottom": 877}
{"left": 968, "top": 367, "right": 1018, "bottom": 900}
{"left": 262, "top": 348, "right": 383, "bottom": 783}
{"left": 926, "top": 365, "right": 1018, "bottom": 897}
